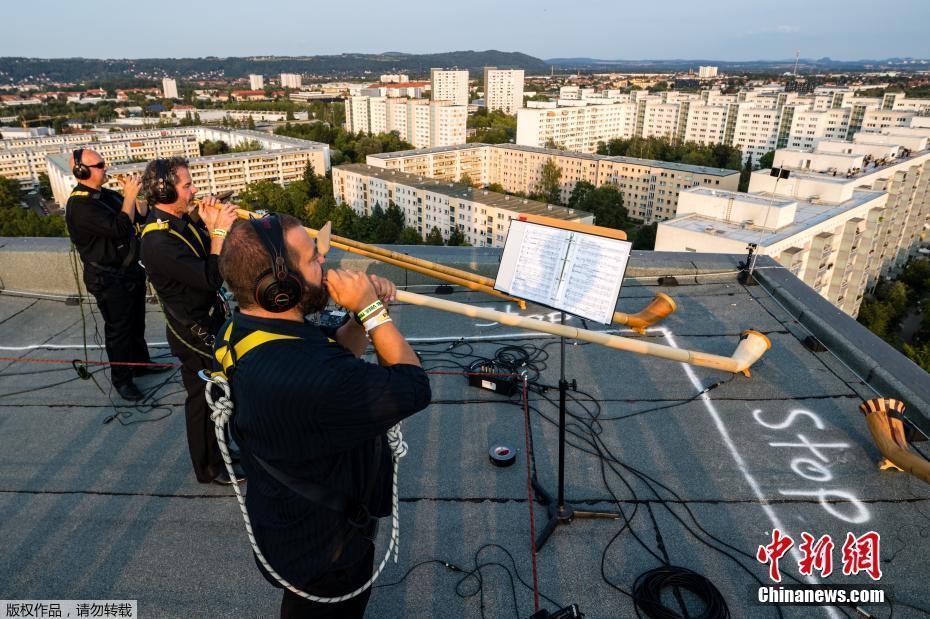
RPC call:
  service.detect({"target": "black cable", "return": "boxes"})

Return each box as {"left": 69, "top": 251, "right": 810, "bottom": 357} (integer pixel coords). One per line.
{"left": 632, "top": 566, "right": 729, "bottom": 619}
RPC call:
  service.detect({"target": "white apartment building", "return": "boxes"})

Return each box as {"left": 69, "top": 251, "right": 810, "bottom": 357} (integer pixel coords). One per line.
{"left": 280, "top": 73, "right": 302, "bottom": 89}
{"left": 483, "top": 68, "right": 524, "bottom": 115}
{"left": 332, "top": 163, "right": 593, "bottom": 247}
{"left": 33, "top": 127, "right": 330, "bottom": 206}
{"left": 249, "top": 74, "right": 264, "bottom": 90}
{"left": 786, "top": 107, "right": 851, "bottom": 151}
{"left": 344, "top": 96, "right": 467, "bottom": 149}
{"left": 684, "top": 103, "right": 732, "bottom": 145}
{"left": 516, "top": 101, "right": 638, "bottom": 153}
{"left": 162, "top": 78, "right": 179, "bottom": 100}
{"left": 656, "top": 130, "right": 930, "bottom": 316}
{"left": 516, "top": 86, "right": 930, "bottom": 165}
{"left": 380, "top": 74, "right": 410, "bottom": 83}
{"left": 731, "top": 105, "right": 783, "bottom": 166}
{"left": 430, "top": 69, "right": 469, "bottom": 106}
{"left": 366, "top": 143, "right": 740, "bottom": 224}
{"left": 698, "top": 66, "right": 719, "bottom": 78}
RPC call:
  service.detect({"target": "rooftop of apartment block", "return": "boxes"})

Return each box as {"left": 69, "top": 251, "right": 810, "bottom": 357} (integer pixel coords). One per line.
{"left": 0, "top": 245, "right": 928, "bottom": 617}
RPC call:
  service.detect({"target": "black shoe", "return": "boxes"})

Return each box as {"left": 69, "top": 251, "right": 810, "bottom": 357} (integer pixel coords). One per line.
{"left": 115, "top": 381, "right": 145, "bottom": 401}
{"left": 134, "top": 363, "right": 175, "bottom": 377}
{"left": 213, "top": 465, "right": 247, "bottom": 485}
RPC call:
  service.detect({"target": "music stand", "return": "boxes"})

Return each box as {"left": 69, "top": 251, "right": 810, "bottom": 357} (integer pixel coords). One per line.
{"left": 495, "top": 215, "right": 632, "bottom": 550}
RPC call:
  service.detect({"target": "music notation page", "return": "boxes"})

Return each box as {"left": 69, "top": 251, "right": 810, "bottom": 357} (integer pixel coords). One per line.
{"left": 496, "top": 220, "right": 631, "bottom": 324}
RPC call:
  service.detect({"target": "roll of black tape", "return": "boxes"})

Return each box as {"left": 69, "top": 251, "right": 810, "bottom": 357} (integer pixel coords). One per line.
{"left": 489, "top": 444, "right": 517, "bottom": 467}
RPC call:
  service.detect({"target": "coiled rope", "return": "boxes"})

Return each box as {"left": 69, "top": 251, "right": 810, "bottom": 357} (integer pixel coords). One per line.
{"left": 202, "top": 371, "right": 407, "bottom": 603}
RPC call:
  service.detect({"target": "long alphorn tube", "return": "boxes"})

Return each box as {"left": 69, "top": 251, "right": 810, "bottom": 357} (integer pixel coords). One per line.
{"left": 200, "top": 201, "right": 675, "bottom": 329}
{"left": 395, "top": 289, "right": 770, "bottom": 375}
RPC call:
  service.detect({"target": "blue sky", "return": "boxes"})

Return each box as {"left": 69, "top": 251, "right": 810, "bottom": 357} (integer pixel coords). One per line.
{"left": 3, "top": 0, "right": 928, "bottom": 60}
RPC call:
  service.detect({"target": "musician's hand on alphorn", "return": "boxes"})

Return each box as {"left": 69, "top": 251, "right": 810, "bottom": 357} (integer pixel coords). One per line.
{"left": 325, "top": 269, "right": 379, "bottom": 314}
{"left": 368, "top": 274, "right": 396, "bottom": 305}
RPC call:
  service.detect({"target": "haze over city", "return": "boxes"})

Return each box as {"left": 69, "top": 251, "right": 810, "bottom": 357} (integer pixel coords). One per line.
{"left": 3, "top": 0, "right": 929, "bottom": 59}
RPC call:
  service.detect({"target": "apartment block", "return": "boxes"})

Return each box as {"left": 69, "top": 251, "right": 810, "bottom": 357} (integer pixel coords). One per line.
{"left": 366, "top": 143, "right": 739, "bottom": 224}
{"left": 483, "top": 68, "right": 524, "bottom": 115}
{"left": 430, "top": 69, "right": 469, "bottom": 106}
{"left": 516, "top": 102, "right": 637, "bottom": 153}
{"left": 698, "top": 66, "right": 719, "bottom": 78}
{"left": 656, "top": 130, "right": 930, "bottom": 316}
{"left": 36, "top": 127, "right": 330, "bottom": 206}
{"left": 515, "top": 86, "right": 930, "bottom": 166}
{"left": 344, "top": 96, "right": 467, "bottom": 149}
{"left": 162, "top": 78, "right": 178, "bottom": 100}
{"left": 249, "top": 74, "right": 264, "bottom": 90}
{"left": 280, "top": 73, "right": 302, "bottom": 89}
{"left": 332, "top": 163, "right": 593, "bottom": 247}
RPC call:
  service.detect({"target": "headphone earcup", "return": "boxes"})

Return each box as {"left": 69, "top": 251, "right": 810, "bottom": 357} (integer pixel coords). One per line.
{"left": 254, "top": 270, "right": 303, "bottom": 313}
{"left": 73, "top": 164, "right": 90, "bottom": 180}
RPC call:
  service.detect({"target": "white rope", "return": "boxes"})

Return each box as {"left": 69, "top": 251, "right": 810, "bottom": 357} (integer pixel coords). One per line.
{"left": 202, "top": 372, "right": 406, "bottom": 603}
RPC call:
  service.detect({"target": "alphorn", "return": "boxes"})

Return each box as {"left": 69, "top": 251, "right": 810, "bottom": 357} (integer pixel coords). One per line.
{"left": 394, "top": 289, "right": 770, "bottom": 375}
{"left": 199, "top": 200, "right": 677, "bottom": 332}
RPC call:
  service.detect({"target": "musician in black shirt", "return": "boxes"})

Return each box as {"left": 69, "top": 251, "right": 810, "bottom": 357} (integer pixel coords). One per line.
{"left": 65, "top": 148, "right": 165, "bottom": 401}
{"left": 215, "top": 214, "right": 431, "bottom": 618}
{"left": 139, "top": 157, "right": 242, "bottom": 484}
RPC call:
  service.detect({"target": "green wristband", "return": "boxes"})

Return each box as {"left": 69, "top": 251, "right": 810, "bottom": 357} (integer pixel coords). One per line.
{"left": 356, "top": 299, "right": 384, "bottom": 323}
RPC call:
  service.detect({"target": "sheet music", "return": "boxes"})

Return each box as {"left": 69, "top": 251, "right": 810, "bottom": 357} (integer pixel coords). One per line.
{"left": 496, "top": 220, "right": 631, "bottom": 324}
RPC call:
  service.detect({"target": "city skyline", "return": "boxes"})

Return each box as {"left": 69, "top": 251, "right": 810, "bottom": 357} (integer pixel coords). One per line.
{"left": 3, "top": 0, "right": 929, "bottom": 61}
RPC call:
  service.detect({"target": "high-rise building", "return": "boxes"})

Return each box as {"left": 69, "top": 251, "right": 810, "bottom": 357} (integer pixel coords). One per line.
{"left": 162, "top": 78, "right": 178, "bottom": 99}
{"left": 344, "top": 96, "right": 467, "bottom": 149}
{"left": 249, "top": 74, "right": 264, "bottom": 90}
{"left": 482, "top": 68, "right": 524, "bottom": 115}
{"left": 516, "top": 101, "right": 637, "bottom": 153}
{"left": 280, "top": 73, "right": 302, "bottom": 89}
{"left": 698, "top": 66, "right": 719, "bottom": 78}
{"left": 430, "top": 69, "right": 469, "bottom": 106}
{"left": 655, "top": 124, "right": 930, "bottom": 316}
{"left": 380, "top": 74, "right": 410, "bottom": 83}
{"left": 332, "top": 163, "right": 592, "bottom": 246}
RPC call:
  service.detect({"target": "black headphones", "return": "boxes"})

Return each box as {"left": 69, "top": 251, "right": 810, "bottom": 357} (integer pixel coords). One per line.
{"left": 72, "top": 149, "right": 90, "bottom": 180}
{"left": 153, "top": 159, "right": 179, "bottom": 204}
{"left": 250, "top": 214, "right": 304, "bottom": 313}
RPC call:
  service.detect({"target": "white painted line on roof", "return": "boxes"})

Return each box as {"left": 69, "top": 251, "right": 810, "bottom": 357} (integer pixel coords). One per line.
{"left": 661, "top": 327, "right": 839, "bottom": 618}
{"left": 0, "top": 343, "right": 170, "bottom": 351}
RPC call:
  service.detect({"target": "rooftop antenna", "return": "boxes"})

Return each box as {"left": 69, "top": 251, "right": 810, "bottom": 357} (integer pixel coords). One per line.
{"left": 794, "top": 50, "right": 801, "bottom": 77}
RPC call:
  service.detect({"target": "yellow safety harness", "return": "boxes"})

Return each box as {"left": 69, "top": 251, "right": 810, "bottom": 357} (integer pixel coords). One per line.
{"left": 212, "top": 321, "right": 299, "bottom": 379}
{"left": 140, "top": 219, "right": 206, "bottom": 258}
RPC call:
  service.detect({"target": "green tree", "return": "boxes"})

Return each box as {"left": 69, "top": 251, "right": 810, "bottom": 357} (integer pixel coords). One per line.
{"left": 567, "top": 180, "right": 596, "bottom": 210}
{"left": 303, "top": 162, "right": 323, "bottom": 199}
{"left": 574, "top": 185, "right": 628, "bottom": 230}
{"left": 0, "top": 177, "right": 67, "bottom": 237}
{"left": 231, "top": 139, "right": 262, "bottom": 153}
{"left": 447, "top": 226, "right": 468, "bottom": 246}
{"left": 739, "top": 154, "right": 753, "bottom": 192}
{"left": 759, "top": 150, "right": 775, "bottom": 170}
{"left": 425, "top": 226, "right": 444, "bottom": 245}
{"left": 397, "top": 227, "right": 422, "bottom": 245}
{"left": 459, "top": 172, "right": 475, "bottom": 187}
{"left": 486, "top": 183, "right": 505, "bottom": 193}
{"left": 539, "top": 158, "right": 562, "bottom": 204}
{"left": 247, "top": 115, "right": 256, "bottom": 130}
{"left": 632, "top": 223, "right": 657, "bottom": 250}
{"left": 307, "top": 194, "right": 337, "bottom": 230}
{"left": 37, "top": 173, "right": 53, "bottom": 200}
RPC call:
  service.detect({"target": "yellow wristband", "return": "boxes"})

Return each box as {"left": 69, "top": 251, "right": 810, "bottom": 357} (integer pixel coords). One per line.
{"left": 356, "top": 299, "right": 384, "bottom": 323}
{"left": 210, "top": 228, "right": 228, "bottom": 239}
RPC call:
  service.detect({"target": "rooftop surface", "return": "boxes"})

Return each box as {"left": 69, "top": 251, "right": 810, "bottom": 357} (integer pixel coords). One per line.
{"left": 1, "top": 248, "right": 929, "bottom": 618}
{"left": 366, "top": 143, "right": 741, "bottom": 178}
{"left": 664, "top": 190, "right": 887, "bottom": 245}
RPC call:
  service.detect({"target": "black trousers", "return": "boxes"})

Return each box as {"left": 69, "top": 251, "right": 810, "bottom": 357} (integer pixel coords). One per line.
{"left": 280, "top": 542, "right": 375, "bottom": 619}
{"left": 167, "top": 328, "right": 223, "bottom": 483}
{"left": 84, "top": 265, "right": 150, "bottom": 388}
